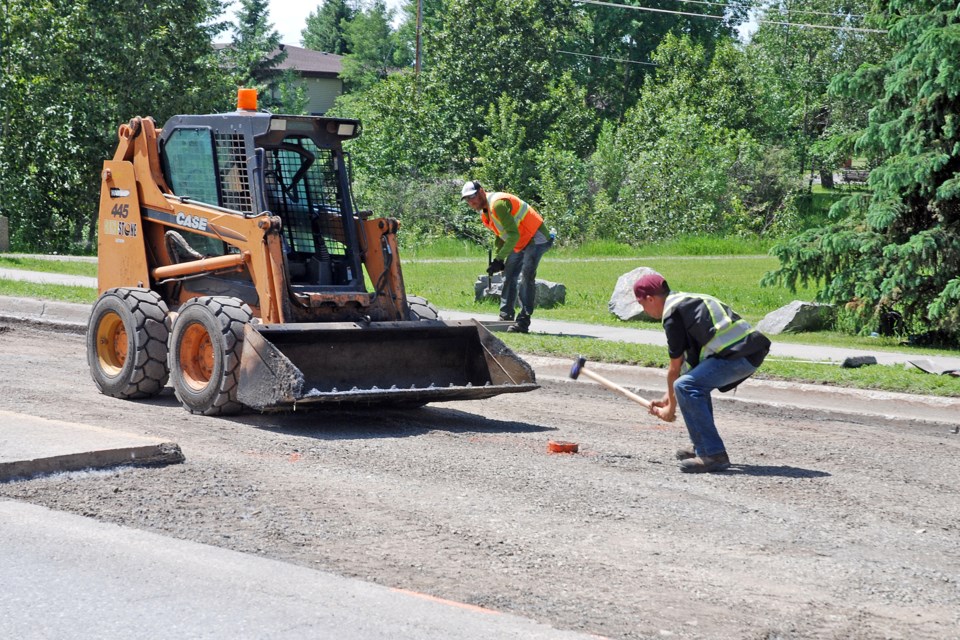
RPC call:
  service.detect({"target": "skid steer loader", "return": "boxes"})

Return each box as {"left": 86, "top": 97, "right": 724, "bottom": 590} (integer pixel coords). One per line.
{"left": 86, "top": 89, "right": 537, "bottom": 415}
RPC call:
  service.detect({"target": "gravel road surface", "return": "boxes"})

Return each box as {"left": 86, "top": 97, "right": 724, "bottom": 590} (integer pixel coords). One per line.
{"left": 1, "top": 325, "right": 958, "bottom": 639}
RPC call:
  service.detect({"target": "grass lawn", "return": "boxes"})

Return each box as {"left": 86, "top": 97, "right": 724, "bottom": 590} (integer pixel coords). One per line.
{"left": 0, "top": 256, "right": 98, "bottom": 278}
{"left": 402, "top": 253, "right": 811, "bottom": 325}
{"left": 497, "top": 333, "right": 960, "bottom": 398}
{"left": 0, "top": 279, "right": 97, "bottom": 304}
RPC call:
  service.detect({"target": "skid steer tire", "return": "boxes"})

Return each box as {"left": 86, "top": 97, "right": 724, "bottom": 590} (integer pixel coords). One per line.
{"left": 406, "top": 295, "right": 440, "bottom": 322}
{"left": 87, "top": 288, "right": 170, "bottom": 399}
{"left": 391, "top": 295, "right": 440, "bottom": 409}
{"left": 168, "top": 296, "right": 252, "bottom": 416}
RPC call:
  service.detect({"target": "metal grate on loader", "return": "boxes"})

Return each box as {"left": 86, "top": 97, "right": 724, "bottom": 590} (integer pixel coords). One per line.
{"left": 264, "top": 138, "right": 348, "bottom": 259}
{"left": 215, "top": 132, "right": 255, "bottom": 214}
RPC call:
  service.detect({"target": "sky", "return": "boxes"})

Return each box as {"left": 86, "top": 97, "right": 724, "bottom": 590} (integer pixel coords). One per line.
{"left": 223, "top": 1, "right": 757, "bottom": 50}
{"left": 222, "top": 0, "right": 406, "bottom": 47}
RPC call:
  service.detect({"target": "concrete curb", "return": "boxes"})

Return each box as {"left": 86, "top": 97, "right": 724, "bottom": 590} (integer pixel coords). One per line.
{"left": 0, "top": 411, "right": 184, "bottom": 483}
{"left": 0, "top": 296, "right": 90, "bottom": 333}
{"left": 0, "top": 442, "right": 184, "bottom": 482}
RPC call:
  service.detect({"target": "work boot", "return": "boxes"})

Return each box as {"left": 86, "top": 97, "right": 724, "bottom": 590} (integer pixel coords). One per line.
{"left": 499, "top": 313, "right": 514, "bottom": 321}
{"left": 506, "top": 323, "right": 529, "bottom": 333}
{"left": 675, "top": 445, "right": 696, "bottom": 460}
{"left": 679, "top": 452, "right": 731, "bottom": 473}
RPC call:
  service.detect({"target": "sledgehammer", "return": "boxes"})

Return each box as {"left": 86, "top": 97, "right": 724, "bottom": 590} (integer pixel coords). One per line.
{"left": 569, "top": 356, "right": 653, "bottom": 408}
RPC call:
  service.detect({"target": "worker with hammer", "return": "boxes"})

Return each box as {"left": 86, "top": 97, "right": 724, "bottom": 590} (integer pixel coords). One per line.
{"left": 633, "top": 272, "right": 771, "bottom": 473}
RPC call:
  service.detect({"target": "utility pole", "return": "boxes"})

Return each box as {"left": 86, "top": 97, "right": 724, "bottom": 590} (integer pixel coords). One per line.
{"left": 415, "top": 0, "right": 423, "bottom": 75}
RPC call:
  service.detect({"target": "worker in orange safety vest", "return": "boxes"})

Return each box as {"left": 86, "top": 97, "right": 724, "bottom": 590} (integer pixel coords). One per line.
{"left": 461, "top": 180, "right": 553, "bottom": 333}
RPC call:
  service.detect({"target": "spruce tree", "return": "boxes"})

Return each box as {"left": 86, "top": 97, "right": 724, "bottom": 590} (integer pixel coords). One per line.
{"left": 764, "top": 1, "right": 960, "bottom": 343}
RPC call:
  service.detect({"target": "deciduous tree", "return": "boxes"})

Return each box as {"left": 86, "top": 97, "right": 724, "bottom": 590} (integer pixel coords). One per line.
{"left": 0, "top": 0, "right": 231, "bottom": 253}
{"left": 340, "top": 0, "right": 398, "bottom": 91}
{"left": 747, "top": 0, "right": 892, "bottom": 181}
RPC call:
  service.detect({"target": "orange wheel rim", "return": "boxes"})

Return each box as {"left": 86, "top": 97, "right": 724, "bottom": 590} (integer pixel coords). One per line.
{"left": 95, "top": 311, "right": 127, "bottom": 375}
{"left": 179, "top": 322, "right": 214, "bottom": 391}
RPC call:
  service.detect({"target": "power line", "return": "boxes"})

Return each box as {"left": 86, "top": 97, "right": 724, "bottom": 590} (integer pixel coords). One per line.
{"left": 571, "top": 0, "right": 888, "bottom": 34}
{"left": 558, "top": 49, "right": 658, "bottom": 66}
{"left": 670, "top": 0, "right": 868, "bottom": 20}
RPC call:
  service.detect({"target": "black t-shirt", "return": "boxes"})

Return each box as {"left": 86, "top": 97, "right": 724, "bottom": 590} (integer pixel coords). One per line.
{"left": 663, "top": 295, "right": 770, "bottom": 369}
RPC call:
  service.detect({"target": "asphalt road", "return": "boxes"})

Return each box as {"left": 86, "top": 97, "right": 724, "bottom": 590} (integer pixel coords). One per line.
{"left": 1, "top": 324, "right": 958, "bottom": 639}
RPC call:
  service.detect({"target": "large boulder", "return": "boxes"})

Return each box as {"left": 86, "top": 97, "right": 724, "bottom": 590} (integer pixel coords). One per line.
{"left": 756, "top": 300, "right": 835, "bottom": 335}
{"left": 474, "top": 274, "right": 566, "bottom": 308}
{"left": 608, "top": 266, "right": 659, "bottom": 321}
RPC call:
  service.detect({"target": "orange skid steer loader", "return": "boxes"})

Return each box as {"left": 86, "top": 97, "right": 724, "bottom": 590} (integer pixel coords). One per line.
{"left": 87, "top": 90, "right": 537, "bottom": 415}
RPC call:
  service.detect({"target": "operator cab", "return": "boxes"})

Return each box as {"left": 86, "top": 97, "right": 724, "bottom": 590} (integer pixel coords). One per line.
{"left": 157, "top": 91, "right": 364, "bottom": 293}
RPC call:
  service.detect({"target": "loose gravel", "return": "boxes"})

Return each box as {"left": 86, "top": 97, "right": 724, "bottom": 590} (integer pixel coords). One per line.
{"left": 1, "top": 326, "right": 958, "bottom": 639}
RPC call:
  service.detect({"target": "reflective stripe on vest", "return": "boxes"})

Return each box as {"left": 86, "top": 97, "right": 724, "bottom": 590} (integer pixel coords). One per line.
{"left": 483, "top": 192, "right": 544, "bottom": 251}
{"left": 663, "top": 292, "right": 755, "bottom": 360}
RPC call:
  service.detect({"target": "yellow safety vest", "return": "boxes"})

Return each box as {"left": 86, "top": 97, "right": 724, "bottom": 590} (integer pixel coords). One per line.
{"left": 663, "top": 292, "right": 757, "bottom": 362}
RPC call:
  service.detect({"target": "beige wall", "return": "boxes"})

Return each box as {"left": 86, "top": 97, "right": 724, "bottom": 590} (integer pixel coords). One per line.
{"left": 300, "top": 77, "right": 343, "bottom": 115}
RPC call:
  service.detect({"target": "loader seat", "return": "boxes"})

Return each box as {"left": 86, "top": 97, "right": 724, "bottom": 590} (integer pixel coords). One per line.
{"left": 165, "top": 230, "right": 203, "bottom": 263}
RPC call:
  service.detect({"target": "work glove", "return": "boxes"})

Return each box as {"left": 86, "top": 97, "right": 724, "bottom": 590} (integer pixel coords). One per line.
{"left": 486, "top": 258, "right": 506, "bottom": 276}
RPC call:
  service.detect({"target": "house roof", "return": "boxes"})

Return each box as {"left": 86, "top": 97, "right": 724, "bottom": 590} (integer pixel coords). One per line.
{"left": 274, "top": 44, "right": 342, "bottom": 77}
{"left": 214, "top": 43, "right": 343, "bottom": 78}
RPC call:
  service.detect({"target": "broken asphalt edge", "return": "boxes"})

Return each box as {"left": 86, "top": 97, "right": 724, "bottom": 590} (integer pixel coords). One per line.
{"left": 0, "top": 442, "right": 185, "bottom": 483}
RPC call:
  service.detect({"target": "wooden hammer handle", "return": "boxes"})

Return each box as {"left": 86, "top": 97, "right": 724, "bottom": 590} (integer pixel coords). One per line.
{"left": 579, "top": 367, "right": 653, "bottom": 409}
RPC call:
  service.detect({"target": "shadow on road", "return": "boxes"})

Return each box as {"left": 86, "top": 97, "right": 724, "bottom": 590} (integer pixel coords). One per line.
{"left": 132, "top": 389, "right": 553, "bottom": 439}
{"left": 725, "top": 465, "right": 830, "bottom": 478}
{"left": 229, "top": 404, "right": 555, "bottom": 440}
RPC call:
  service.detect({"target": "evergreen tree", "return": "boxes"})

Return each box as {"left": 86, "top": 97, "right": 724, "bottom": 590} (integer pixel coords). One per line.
{"left": 764, "top": 1, "right": 960, "bottom": 342}
{"left": 222, "top": 0, "right": 287, "bottom": 109}
{"left": 302, "top": 0, "right": 357, "bottom": 54}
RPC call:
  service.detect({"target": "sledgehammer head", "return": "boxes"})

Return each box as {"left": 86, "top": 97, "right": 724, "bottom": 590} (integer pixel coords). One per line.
{"left": 569, "top": 356, "right": 587, "bottom": 380}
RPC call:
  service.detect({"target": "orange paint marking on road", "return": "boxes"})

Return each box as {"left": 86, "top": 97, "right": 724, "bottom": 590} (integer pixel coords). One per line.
{"left": 389, "top": 588, "right": 498, "bottom": 615}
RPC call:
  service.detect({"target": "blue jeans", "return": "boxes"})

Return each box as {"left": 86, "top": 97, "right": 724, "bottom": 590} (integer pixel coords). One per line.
{"left": 674, "top": 356, "right": 757, "bottom": 457}
{"left": 500, "top": 240, "right": 551, "bottom": 325}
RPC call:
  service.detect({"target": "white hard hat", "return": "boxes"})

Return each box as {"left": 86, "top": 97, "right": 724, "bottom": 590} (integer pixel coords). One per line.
{"left": 460, "top": 180, "right": 481, "bottom": 200}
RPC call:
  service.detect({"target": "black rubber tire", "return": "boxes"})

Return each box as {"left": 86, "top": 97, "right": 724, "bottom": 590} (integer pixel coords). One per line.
{"left": 168, "top": 296, "right": 252, "bottom": 416}
{"left": 86, "top": 288, "right": 170, "bottom": 399}
{"left": 406, "top": 295, "right": 439, "bottom": 321}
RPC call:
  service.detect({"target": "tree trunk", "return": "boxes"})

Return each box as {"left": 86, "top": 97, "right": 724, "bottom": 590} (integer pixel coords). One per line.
{"left": 819, "top": 169, "right": 834, "bottom": 190}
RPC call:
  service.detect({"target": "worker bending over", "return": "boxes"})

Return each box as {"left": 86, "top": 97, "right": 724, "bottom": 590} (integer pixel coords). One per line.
{"left": 633, "top": 272, "right": 771, "bottom": 473}
{"left": 461, "top": 180, "right": 552, "bottom": 334}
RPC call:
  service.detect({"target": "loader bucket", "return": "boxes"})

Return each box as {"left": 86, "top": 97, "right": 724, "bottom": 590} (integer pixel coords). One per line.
{"left": 236, "top": 320, "right": 538, "bottom": 410}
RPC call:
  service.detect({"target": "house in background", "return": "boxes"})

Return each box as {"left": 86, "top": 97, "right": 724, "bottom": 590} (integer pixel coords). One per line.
{"left": 216, "top": 43, "right": 344, "bottom": 115}
{"left": 272, "top": 44, "right": 344, "bottom": 115}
